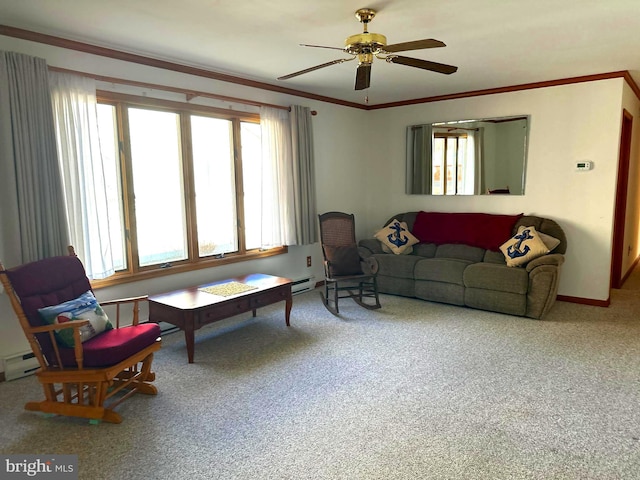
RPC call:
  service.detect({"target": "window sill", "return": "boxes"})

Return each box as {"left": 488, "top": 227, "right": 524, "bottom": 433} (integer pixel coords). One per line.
{"left": 90, "top": 246, "right": 288, "bottom": 290}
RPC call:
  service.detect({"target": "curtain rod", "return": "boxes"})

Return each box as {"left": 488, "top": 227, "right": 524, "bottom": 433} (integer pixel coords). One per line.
{"left": 48, "top": 66, "right": 317, "bottom": 115}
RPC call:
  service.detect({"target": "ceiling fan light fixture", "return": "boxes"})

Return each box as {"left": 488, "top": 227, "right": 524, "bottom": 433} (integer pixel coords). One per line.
{"left": 344, "top": 32, "right": 387, "bottom": 55}
{"left": 357, "top": 53, "right": 374, "bottom": 65}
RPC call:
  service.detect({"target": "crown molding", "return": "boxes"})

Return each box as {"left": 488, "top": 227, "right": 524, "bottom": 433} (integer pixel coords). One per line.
{"left": 2, "top": 24, "right": 639, "bottom": 110}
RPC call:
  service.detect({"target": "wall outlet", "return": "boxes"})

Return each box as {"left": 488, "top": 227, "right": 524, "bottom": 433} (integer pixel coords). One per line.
{"left": 306, "top": 256, "right": 312, "bottom": 267}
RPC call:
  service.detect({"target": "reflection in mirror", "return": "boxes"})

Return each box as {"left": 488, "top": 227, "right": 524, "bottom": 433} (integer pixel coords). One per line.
{"left": 406, "top": 116, "right": 529, "bottom": 195}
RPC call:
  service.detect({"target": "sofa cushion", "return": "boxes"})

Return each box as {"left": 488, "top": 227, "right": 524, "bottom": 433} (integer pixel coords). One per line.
{"left": 416, "top": 281, "right": 465, "bottom": 306}
{"left": 374, "top": 254, "right": 422, "bottom": 280}
{"left": 375, "top": 219, "right": 419, "bottom": 255}
{"left": 412, "top": 211, "right": 523, "bottom": 251}
{"left": 377, "top": 275, "right": 415, "bottom": 297}
{"left": 382, "top": 243, "right": 414, "bottom": 255}
{"left": 464, "top": 263, "right": 529, "bottom": 295}
{"left": 411, "top": 243, "right": 437, "bottom": 258}
{"left": 465, "top": 288, "right": 527, "bottom": 316}
{"left": 435, "top": 244, "right": 485, "bottom": 263}
{"left": 500, "top": 226, "right": 550, "bottom": 267}
{"left": 483, "top": 250, "right": 507, "bottom": 264}
{"left": 414, "top": 258, "right": 472, "bottom": 286}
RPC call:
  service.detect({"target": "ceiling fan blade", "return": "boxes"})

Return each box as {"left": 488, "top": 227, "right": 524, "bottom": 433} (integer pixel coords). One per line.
{"left": 355, "top": 63, "right": 371, "bottom": 90}
{"left": 387, "top": 55, "right": 458, "bottom": 74}
{"left": 300, "top": 44, "right": 346, "bottom": 51}
{"left": 382, "top": 39, "right": 446, "bottom": 53}
{"left": 278, "top": 58, "right": 352, "bottom": 81}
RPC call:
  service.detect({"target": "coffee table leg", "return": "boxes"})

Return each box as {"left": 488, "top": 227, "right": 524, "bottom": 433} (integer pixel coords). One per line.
{"left": 285, "top": 290, "right": 292, "bottom": 326}
{"left": 184, "top": 313, "right": 195, "bottom": 363}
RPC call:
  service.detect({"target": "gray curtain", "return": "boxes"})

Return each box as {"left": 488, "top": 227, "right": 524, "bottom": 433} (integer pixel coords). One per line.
{"left": 406, "top": 124, "right": 432, "bottom": 194}
{"left": 290, "top": 105, "right": 318, "bottom": 245}
{"left": 0, "top": 51, "right": 69, "bottom": 265}
{"left": 473, "top": 127, "right": 485, "bottom": 195}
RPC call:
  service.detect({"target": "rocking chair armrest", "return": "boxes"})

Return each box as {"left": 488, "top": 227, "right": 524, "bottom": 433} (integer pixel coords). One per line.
{"left": 99, "top": 295, "right": 148, "bottom": 306}
{"left": 99, "top": 295, "right": 148, "bottom": 327}
{"left": 28, "top": 320, "right": 89, "bottom": 369}
{"left": 27, "top": 319, "right": 90, "bottom": 334}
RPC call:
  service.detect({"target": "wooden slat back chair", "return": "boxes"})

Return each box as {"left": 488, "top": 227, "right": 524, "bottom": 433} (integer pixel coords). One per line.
{"left": 318, "top": 212, "right": 381, "bottom": 315}
{"left": 0, "top": 247, "right": 161, "bottom": 424}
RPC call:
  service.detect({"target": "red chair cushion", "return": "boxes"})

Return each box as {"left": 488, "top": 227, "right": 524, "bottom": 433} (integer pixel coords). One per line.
{"left": 59, "top": 322, "right": 161, "bottom": 368}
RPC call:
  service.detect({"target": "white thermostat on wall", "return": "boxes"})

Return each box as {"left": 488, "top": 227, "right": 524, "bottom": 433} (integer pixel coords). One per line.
{"left": 576, "top": 161, "right": 593, "bottom": 171}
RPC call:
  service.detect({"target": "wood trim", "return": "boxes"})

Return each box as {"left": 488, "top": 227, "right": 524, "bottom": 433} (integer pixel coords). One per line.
{"left": 556, "top": 295, "right": 610, "bottom": 307}
{"left": 620, "top": 255, "right": 640, "bottom": 286}
{"left": 5, "top": 24, "right": 639, "bottom": 111}
{"left": 97, "top": 90, "right": 260, "bottom": 121}
{"left": 53, "top": 66, "right": 290, "bottom": 112}
{"left": 611, "top": 109, "right": 633, "bottom": 289}
{"left": 623, "top": 71, "right": 640, "bottom": 100}
{"left": 91, "top": 246, "right": 288, "bottom": 290}
{"left": 367, "top": 72, "right": 633, "bottom": 110}
{"left": 0, "top": 25, "right": 365, "bottom": 110}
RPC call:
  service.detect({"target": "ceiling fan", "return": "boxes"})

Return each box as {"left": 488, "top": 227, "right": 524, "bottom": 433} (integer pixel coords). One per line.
{"left": 277, "top": 8, "right": 458, "bottom": 91}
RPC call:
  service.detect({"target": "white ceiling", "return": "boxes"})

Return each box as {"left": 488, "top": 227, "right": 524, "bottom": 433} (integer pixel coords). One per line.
{"left": 1, "top": 0, "right": 640, "bottom": 106}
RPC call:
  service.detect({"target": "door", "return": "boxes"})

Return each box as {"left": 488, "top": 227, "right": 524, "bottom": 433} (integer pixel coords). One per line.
{"left": 610, "top": 109, "right": 633, "bottom": 289}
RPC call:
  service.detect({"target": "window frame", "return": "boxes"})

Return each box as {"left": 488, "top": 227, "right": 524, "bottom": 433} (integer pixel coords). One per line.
{"left": 433, "top": 132, "right": 468, "bottom": 195}
{"left": 91, "top": 91, "right": 286, "bottom": 289}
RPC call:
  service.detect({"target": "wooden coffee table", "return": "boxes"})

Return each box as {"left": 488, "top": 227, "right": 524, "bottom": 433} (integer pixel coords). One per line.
{"left": 148, "top": 274, "right": 292, "bottom": 363}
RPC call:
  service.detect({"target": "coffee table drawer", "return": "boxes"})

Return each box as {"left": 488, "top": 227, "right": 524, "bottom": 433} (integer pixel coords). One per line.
{"left": 196, "top": 298, "right": 251, "bottom": 326}
{"left": 249, "top": 286, "right": 290, "bottom": 309}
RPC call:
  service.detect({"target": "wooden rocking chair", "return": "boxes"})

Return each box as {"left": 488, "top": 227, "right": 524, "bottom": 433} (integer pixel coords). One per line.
{"left": 0, "top": 247, "right": 161, "bottom": 424}
{"left": 318, "top": 212, "right": 381, "bottom": 315}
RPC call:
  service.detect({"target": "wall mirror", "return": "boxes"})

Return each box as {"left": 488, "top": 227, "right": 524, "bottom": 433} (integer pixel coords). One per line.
{"left": 406, "top": 115, "right": 530, "bottom": 195}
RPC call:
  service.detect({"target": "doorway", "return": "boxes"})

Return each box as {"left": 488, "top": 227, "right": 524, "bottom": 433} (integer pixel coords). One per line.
{"left": 610, "top": 109, "right": 634, "bottom": 289}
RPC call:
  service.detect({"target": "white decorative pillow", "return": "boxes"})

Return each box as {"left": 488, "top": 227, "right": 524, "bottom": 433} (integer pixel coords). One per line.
{"left": 500, "top": 226, "right": 550, "bottom": 267}
{"left": 38, "top": 291, "right": 113, "bottom": 348}
{"left": 375, "top": 219, "right": 419, "bottom": 255}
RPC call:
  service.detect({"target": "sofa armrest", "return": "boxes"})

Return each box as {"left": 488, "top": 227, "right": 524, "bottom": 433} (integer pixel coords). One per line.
{"left": 525, "top": 253, "right": 565, "bottom": 272}
{"left": 358, "top": 238, "right": 385, "bottom": 257}
{"left": 360, "top": 256, "right": 379, "bottom": 275}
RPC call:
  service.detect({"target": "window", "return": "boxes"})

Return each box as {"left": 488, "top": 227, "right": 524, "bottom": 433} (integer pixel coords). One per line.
{"left": 432, "top": 132, "right": 472, "bottom": 195}
{"left": 94, "top": 92, "right": 284, "bottom": 285}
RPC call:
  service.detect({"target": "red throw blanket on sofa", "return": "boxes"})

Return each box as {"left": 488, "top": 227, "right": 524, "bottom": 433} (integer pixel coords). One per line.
{"left": 411, "top": 211, "right": 523, "bottom": 251}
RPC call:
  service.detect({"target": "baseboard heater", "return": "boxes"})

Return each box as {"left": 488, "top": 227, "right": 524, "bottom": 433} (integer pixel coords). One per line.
{"left": 3, "top": 350, "right": 39, "bottom": 381}
{"left": 291, "top": 275, "right": 315, "bottom": 295}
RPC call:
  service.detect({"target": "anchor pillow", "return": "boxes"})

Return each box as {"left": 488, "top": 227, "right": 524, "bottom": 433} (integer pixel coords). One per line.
{"left": 499, "top": 226, "right": 550, "bottom": 267}
{"left": 375, "top": 219, "right": 419, "bottom": 255}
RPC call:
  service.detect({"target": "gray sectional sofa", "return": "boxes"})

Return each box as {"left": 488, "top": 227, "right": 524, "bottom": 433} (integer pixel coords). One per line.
{"left": 358, "top": 212, "right": 567, "bottom": 319}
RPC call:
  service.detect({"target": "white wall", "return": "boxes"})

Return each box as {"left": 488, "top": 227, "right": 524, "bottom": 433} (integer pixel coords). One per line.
{"left": 365, "top": 80, "right": 625, "bottom": 302}
{"left": 0, "top": 34, "right": 633, "bottom": 367}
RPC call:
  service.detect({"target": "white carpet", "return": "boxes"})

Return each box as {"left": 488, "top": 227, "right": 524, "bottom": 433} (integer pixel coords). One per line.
{"left": 1, "top": 288, "right": 639, "bottom": 479}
